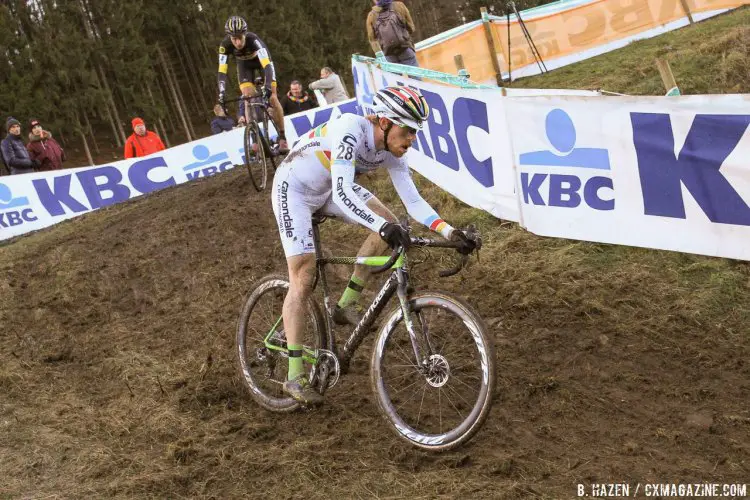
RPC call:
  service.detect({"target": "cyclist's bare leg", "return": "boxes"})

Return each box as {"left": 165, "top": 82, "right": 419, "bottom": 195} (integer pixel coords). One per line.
{"left": 269, "top": 87, "right": 285, "bottom": 137}
{"left": 283, "top": 253, "right": 317, "bottom": 350}
{"left": 240, "top": 84, "right": 254, "bottom": 124}
{"left": 281, "top": 252, "right": 324, "bottom": 404}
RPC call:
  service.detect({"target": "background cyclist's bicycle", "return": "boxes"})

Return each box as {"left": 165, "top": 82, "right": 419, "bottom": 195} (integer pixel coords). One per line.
{"left": 236, "top": 217, "right": 495, "bottom": 451}
{"left": 223, "top": 93, "right": 282, "bottom": 191}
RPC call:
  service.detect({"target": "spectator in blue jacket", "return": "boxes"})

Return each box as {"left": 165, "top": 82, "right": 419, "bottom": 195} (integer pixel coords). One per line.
{"left": 211, "top": 104, "right": 235, "bottom": 135}
{"left": 1, "top": 117, "right": 39, "bottom": 175}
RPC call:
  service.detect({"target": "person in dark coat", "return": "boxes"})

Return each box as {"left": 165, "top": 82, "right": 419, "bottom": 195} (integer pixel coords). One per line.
{"left": 281, "top": 80, "right": 318, "bottom": 115}
{"left": 211, "top": 104, "right": 236, "bottom": 134}
{"left": 27, "top": 119, "right": 66, "bottom": 171}
{"left": 1, "top": 117, "right": 39, "bottom": 175}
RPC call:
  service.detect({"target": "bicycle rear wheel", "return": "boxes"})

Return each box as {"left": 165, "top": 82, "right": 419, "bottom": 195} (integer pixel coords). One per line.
{"left": 244, "top": 122, "right": 267, "bottom": 191}
{"left": 236, "top": 274, "right": 328, "bottom": 412}
{"left": 371, "top": 291, "right": 496, "bottom": 451}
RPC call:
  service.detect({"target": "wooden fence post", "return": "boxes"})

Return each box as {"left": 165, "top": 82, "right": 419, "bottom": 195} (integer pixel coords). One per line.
{"left": 454, "top": 53, "right": 471, "bottom": 80}
{"left": 655, "top": 58, "right": 680, "bottom": 95}
{"left": 678, "top": 0, "right": 694, "bottom": 24}
{"left": 480, "top": 7, "right": 503, "bottom": 87}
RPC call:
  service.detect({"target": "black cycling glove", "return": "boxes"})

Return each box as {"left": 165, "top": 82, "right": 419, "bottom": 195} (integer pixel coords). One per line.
{"left": 379, "top": 222, "right": 410, "bottom": 250}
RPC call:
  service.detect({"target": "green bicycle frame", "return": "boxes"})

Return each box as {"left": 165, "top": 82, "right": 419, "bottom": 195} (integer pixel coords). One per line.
{"left": 262, "top": 251, "right": 406, "bottom": 366}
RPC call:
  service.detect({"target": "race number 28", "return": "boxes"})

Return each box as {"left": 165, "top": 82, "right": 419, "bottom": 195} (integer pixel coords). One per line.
{"left": 337, "top": 134, "right": 356, "bottom": 161}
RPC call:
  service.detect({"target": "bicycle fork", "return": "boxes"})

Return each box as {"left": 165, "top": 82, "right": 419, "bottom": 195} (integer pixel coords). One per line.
{"left": 395, "top": 268, "right": 434, "bottom": 374}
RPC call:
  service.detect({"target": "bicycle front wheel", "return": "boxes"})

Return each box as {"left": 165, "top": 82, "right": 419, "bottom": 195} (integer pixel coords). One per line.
{"left": 244, "top": 122, "right": 267, "bottom": 191}
{"left": 236, "top": 274, "right": 327, "bottom": 412}
{"left": 261, "top": 110, "right": 281, "bottom": 170}
{"left": 371, "top": 291, "right": 496, "bottom": 451}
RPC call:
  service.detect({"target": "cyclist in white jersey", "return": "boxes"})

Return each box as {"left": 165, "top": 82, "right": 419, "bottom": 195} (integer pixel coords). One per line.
{"left": 271, "top": 86, "right": 475, "bottom": 405}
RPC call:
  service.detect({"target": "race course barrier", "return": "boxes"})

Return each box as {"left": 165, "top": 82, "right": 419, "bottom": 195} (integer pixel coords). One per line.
{"left": 353, "top": 57, "right": 750, "bottom": 261}
{"left": 5, "top": 58, "right": 750, "bottom": 263}
{"left": 0, "top": 100, "right": 358, "bottom": 241}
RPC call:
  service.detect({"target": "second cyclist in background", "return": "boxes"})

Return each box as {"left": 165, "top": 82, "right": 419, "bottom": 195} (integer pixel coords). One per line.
{"left": 218, "top": 15, "right": 289, "bottom": 153}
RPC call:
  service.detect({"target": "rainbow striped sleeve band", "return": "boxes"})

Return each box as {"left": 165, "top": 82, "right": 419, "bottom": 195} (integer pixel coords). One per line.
{"left": 426, "top": 216, "right": 454, "bottom": 239}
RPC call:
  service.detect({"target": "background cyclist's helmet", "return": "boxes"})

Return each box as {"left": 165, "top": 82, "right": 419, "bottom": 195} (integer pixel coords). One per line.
{"left": 372, "top": 86, "right": 429, "bottom": 130}
{"left": 225, "top": 16, "right": 248, "bottom": 37}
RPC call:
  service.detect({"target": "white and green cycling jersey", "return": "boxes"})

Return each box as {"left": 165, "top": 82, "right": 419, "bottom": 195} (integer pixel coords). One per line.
{"left": 271, "top": 113, "right": 453, "bottom": 257}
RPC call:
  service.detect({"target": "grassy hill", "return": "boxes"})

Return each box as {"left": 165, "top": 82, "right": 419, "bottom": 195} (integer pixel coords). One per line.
{"left": 1, "top": 7, "right": 749, "bottom": 499}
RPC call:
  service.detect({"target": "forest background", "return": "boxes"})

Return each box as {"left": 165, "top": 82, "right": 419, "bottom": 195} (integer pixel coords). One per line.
{"left": 0, "top": 0, "right": 551, "bottom": 163}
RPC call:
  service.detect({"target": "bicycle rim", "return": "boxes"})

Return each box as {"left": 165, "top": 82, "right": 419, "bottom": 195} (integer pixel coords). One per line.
{"left": 244, "top": 122, "right": 267, "bottom": 191}
{"left": 371, "top": 292, "right": 496, "bottom": 451}
{"left": 236, "top": 274, "right": 326, "bottom": 412}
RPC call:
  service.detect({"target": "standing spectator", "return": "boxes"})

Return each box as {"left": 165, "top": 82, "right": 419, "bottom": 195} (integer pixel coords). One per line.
{"left": 1, "top": 117, "right": 39, "bottom": 175}
{"left": 211, "top": 104, "right": 235, "bottom": 134}
{"left": 282, "top": 80, "right": 318, "bottom": 115}
{"left": 0, "top": 145, "right": 8, "bottom": 176}
{"left": 309, "top": 67, "right": 349, "bottom": 105}
{"left": 124, "top": 117, "right": 166, "bottom": 159}
{"left": 367, "top": 0, "right": 419, "bottom": 67}
{"left": 26, "top": 119, "right": 66, "bottom": 171}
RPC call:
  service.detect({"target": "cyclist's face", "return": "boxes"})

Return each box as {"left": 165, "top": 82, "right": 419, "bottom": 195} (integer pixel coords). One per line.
{"left": 385, "top": 120, "right": 418, "bottom": 157}
{"left": 230, "top": 35, "right": 245, "bottom": 50}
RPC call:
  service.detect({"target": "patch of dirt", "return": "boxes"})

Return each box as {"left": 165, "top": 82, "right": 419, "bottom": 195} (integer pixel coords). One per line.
{"left": 1, "top": 167, "right": 748, "bottom": 498}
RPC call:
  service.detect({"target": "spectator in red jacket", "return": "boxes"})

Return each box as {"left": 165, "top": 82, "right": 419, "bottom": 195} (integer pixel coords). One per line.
{"left": 27, "top": 119, "right": 66, "bottom": 171}
{"left": 124, "top": 117, "right": 166, "bottom": 159}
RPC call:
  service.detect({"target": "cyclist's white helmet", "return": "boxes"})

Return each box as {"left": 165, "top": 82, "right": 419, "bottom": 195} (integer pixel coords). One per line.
{"left": 372, "top": 86, "right": 429, "bottom": 130}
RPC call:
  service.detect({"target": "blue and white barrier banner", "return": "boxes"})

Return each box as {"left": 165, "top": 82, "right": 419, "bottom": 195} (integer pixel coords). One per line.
{"left": 0, "top": 128, "right": 248, "bottom": 240}
{"left": 353, "top": 59, "right": 750, "bottom": 260}
{"left": 284, "top": 98, "right": 359, "bottom": 144}
{"left": 351, "top": 59, "right": 600, "bottom": 222}
{"left": 353, "top": 59, "right": 519, "bottom": 221}
{"left": 506, "top": 95, "right": 750, "bottom": 261}
{"left": 0, "top": 100, "right": 360, "bottom": 241}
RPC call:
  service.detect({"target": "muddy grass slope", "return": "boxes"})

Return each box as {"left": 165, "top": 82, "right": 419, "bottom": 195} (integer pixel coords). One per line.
{"left": 2, "top": 9, "right": 749, "bottom": 500}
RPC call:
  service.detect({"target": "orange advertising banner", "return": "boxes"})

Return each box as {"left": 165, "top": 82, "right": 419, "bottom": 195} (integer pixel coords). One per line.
{"left": 415, "top": 0, "right": 746, "bottom": 83}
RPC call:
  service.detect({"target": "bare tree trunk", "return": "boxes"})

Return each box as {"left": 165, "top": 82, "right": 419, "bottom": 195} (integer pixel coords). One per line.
{"left": 162, "top": 46, "right": 197, "bottom": 140}
{"left": 145, "top": 83, "right": 171, "bottom": 148}
{"left": 177, "top": 26, "right": 209, "bottom": 112}
{"left": 201, "top": 37, "right": 216, "bottom": 74}
{"left": 156, "top": 70, "right": 179, "bottom": 135}
{"left": 170, "top": 56, "right": 197, "bottom": 140}
{"left": 172, "top": 40, "right": 202, "bottom": 123}
{"left": 79, "top": 131, "right": 94, "bottom": 166}
{"left": 93, "top": 67, "right": 121, "bottom": 147}
{"left": 190, "top": 36, "right": 214, "bottom": 105}
{"left": 74, "top": 111, "right": 94, "bottom": 166}
{"left": 96, "top": 64, "right": 127, "bottom": 145}
{"left": 157, "top": 43, "right": 193, "bottom": 142}
{"left": 81, "top": 111, "right": 100, "bottom": 155}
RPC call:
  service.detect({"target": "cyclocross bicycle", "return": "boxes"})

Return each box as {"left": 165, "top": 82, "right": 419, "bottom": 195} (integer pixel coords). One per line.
{"left": 236, "top": 216, "right": 496, "bottom": 451}
{"left": 224, "top": 93, "right": 281, "bottom": 191}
